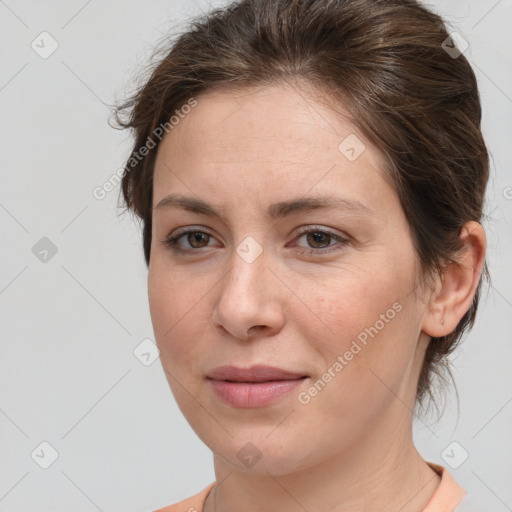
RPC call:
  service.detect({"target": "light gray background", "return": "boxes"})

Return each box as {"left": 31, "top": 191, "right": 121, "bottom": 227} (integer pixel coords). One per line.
{"left": 0, "top": 0, "right": 510, "bottom": 511}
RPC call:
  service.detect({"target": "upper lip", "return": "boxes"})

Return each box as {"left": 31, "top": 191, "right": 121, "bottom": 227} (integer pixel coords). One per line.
{"left": 206, "top": 365, "right": 307, "bottom": 382}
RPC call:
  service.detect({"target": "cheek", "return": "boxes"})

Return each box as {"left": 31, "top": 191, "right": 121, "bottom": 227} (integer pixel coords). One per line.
{"left": 296, "top": 266, "right": 406, "bottom": 343}
{"left": 297, "top": 297, "right": 419, "bottom": 450}
{"left": 148, "top": 267, "right": 214, "bottom": 420}
{"left": 296, "top": 260, "right": 420, "bottom": 389}
{"left": 148, "top": 265, "right": 208, "bottom": 368}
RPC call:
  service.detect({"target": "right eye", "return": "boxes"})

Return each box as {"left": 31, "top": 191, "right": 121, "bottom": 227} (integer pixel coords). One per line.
{"left": 162, "top": 228, "right": 220, "bottom": 253}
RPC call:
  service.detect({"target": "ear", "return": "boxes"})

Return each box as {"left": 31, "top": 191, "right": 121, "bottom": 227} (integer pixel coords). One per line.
{"left": 422, "top": 221, "right": 487, "bottom": 338}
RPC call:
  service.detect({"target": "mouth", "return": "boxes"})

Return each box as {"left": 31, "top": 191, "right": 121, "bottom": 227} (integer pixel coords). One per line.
{"left": 206, "top": 365, "right": 308, "bottom": 408}
{"left": 206, "top": 364, "right": 308, "bottom": 382}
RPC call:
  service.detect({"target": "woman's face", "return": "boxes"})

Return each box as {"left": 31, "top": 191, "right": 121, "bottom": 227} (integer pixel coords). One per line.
{"left": 149, "top": 82, "right": 432, "bottom": 475}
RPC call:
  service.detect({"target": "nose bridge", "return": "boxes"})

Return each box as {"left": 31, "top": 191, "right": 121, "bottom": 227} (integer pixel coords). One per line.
{"left": 224, "top": 234, "right": 268, "bottom": 302}
{"left": 213, "top": 234, "right": 283, "bottom": 339}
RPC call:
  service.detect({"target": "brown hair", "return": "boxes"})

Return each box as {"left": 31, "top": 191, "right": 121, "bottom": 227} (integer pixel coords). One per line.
{"left": 113, "top": 0, "right": 490, "bottom": 414}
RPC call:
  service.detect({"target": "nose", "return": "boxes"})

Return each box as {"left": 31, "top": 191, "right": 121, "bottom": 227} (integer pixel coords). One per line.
{"left": 212, "top": 249, "right": 286, "bottom": 341}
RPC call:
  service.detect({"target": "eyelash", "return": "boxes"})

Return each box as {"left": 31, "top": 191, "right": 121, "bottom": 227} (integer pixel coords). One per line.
{"left": 161, "top": 226, "right": 349, "bottom": 256}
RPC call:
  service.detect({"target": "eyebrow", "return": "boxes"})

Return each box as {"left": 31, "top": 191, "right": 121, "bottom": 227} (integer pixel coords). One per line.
{"left": 154, "top": 193, "right": 374, "bottom": 220}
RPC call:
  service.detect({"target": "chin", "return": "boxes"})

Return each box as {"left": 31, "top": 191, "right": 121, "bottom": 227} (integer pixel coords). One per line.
{"left": 206, "top": 430, "right": 320, "bottom": 476}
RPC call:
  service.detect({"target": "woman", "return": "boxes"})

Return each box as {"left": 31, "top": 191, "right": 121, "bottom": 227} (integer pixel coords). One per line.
{"left": 115, "top": 0, "right": 489, "bottom": 510}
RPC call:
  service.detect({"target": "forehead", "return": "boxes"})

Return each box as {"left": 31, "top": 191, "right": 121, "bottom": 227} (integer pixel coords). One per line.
{"left": 152, "top": 82, "right": 394, "bottom": 215}
{"left": 165, "top": 82, "right": 356, "bottom": 155}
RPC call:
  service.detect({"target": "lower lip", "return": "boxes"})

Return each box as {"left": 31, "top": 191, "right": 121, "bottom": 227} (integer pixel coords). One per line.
{"left": 208, "top": 378, "right": 306, "bottom": 408}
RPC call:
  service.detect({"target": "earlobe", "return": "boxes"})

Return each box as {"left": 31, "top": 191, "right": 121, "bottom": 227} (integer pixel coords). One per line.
{"left": 422, "top": 221, "right": 486, "bottom": 338}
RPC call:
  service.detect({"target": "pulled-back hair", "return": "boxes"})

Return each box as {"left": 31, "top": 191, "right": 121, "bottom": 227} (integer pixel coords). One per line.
{"left": 113, "top": 0, "right": 490, "bottom": 413}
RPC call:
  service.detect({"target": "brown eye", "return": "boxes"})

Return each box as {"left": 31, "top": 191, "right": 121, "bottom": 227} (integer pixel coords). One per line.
{"left": 294, "top": 227, "right": 349, "bottom": 256}
{"left": 186, "top": 231, "right": 210, "bottom": 248}
{"left": 162, "top": 229, "right": 217, "bottom": 252}
{"left": 305, "top": 231, "right": 332, "bottom": 249}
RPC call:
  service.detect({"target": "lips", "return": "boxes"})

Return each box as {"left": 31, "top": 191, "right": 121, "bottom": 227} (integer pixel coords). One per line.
{"left": 206, "top": 365, "right": 307, "bottom": 382}
{"left": 206, "top": 365, "right": 308, "bottom": 408}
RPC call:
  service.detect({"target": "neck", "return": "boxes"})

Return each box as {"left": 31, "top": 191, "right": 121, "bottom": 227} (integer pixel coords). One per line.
{"left": 204, "top": 413, "right": 440, "bottom": 512}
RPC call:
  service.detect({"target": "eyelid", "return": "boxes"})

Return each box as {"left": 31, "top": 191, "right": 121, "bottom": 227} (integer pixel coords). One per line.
{"left": 291, "top": 225, "right": 350, "bottom": 254}
{"left": 170, "top": 225, "right": 215, "bottom": 239}
{"left": 293, "top": 224, "right": 349, "bottom": 241}
{"left": 167, "top": 224, "right": 348, "bottom": 241}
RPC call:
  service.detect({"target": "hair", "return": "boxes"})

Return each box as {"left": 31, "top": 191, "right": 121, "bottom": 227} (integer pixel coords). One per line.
{"left": 113, "top": 0, "right": 490, "bottom": 416}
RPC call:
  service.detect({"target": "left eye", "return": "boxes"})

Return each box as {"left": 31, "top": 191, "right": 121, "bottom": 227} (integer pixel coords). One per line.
{"left": 293, "top": 228, "right": 349, "bottom": 254}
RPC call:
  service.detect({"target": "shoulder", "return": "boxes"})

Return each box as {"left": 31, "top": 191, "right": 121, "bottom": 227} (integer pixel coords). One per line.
{"left": 152, "top": 482, "right": 216, "bottom": 512}
{"left": 423, "top": 462, "right": 468, "bottom": 512}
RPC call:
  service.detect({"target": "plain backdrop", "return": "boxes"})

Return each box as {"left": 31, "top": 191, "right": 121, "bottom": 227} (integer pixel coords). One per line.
{"left": 0, "top": 0, "right": 511, "bottom": 511}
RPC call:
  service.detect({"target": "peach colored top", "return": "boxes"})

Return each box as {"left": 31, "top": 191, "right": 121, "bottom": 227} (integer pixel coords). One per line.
{"left": 153, "top": 462, "right": 467, "bottom": 512}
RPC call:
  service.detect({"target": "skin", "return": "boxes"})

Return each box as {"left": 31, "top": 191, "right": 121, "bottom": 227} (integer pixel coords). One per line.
{"left": 148, "top": 82, "right": 486, "bottom": 512}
